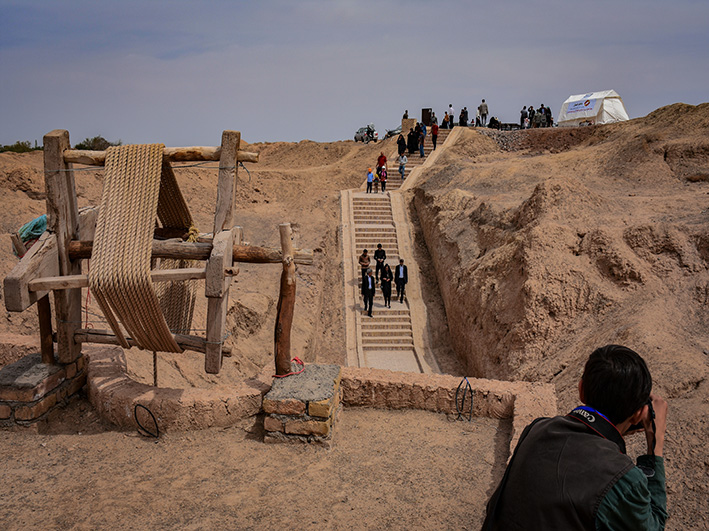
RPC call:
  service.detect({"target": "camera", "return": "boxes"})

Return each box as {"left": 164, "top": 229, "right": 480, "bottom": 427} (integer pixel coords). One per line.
{"left": 629, "top": 398, "right": 655, "bottom": 431}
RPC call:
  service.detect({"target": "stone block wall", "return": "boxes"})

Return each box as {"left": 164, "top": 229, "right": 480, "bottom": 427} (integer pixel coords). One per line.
{"left": 263, "top": 364, "right": 342, "bottom": 447}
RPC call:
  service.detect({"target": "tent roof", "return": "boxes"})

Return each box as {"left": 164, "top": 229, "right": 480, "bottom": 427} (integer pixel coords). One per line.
{"left": 562, "top": 90, "right": 621, "bottom": 104}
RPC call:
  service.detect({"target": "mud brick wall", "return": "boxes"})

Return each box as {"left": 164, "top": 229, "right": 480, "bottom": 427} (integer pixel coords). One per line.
{"left": 0, "top": 352, "right": 87, "bottom": 427}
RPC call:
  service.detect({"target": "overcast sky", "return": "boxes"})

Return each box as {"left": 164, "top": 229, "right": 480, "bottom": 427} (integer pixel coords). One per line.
{"left": 1, "top": 0, "right": 708, "bottom": 146}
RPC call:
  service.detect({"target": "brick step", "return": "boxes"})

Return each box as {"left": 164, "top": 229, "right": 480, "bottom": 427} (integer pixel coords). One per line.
{"left": 352, "top": 206, "right": 392, "bottom": 210}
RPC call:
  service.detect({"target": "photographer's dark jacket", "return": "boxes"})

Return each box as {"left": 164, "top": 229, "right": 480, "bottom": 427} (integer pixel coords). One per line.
{"left": 483, "top": 413, "right": 667, "bottom": 530}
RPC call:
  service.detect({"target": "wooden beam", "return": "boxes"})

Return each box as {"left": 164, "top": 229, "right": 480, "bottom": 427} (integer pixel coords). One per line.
{"left": 274, "top": 223, "right": 296, "bottom": 376}
{"left": 66, "top": 239, "right": 314, "bottom": 265}
{"left": 214, "top": 131, "right": 240, "bottom": 234}
{"left": 63, "top": 147, "right": 259, "bottom": 165}
{"left": 44, "top": 129, "right": 82, "bottom": 364}
{"left": 205, "top": 230, "right": 234, "bottom": 298}
{"left": 74, "top": 329, "right": 231, "bottom": 356}
{"left": 28, "top": 267, "right": 240, "bottom": 293}
{"left": 10, "top": 233, "right": 26, "bottom": 257}
{"left": 37, "top": 295, "right": 55, "bottom": 365}
{"left": 204, "top": 229, "right": 234, "bottom": 374}
{"left": 4, "top": 232, "right": 59, "bottom": 312}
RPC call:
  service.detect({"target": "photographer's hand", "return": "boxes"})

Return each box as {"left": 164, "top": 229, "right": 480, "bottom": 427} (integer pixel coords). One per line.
{"left": 646, "top": 393, "right": 668, "bottom": 457}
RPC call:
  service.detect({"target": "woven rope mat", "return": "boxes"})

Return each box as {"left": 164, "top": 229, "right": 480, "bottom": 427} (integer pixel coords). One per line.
{"left": 89, "top": 144, "right": 183, "bottom": 353}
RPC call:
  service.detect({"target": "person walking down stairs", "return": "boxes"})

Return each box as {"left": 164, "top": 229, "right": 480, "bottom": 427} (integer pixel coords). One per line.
{"left": 395, "top": 259, "right": 408, "bottom": 302}
{"left": 358, "top": 249, "right": 370, "bottom": 281}
{"left": 361, "top": 268, "right": 376, "bottom": 317}
{"left": 380, "top": 263, "right": 393, "bottom": 308}
{"left": 398, "top": 154, "right": 407, "bottom": 180}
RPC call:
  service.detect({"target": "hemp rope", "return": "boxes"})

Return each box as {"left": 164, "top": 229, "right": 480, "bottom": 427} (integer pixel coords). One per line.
{"left": 88, "top": 144, "right": 198, "bottom": 353}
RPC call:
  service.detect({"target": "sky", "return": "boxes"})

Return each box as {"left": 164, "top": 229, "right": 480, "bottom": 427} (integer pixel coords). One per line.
{"left": 1, "top": 0, "right": 708, "bottom": 147}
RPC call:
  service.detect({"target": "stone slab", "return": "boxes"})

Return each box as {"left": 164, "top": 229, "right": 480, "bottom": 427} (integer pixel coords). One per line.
{"left": 0, "top": 352, "right": 63, "bottom": 388}
{"left": 364, "top": 350, "right": 421, "bottom": 373}
{"left": 0, "top": 352, "right": 66, "bottom": 402}
{"left": 265, "top": 364, "right": 341, "bottom": 403}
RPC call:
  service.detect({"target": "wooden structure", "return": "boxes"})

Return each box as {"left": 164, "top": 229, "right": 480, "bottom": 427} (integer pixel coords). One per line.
{"left": 4, "top": 129, "right": 310, "bottom": 376}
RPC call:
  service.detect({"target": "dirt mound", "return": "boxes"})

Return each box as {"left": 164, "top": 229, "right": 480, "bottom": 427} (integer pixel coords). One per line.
{"left": 410, "top": 103, "right": 709, "bottom": 526}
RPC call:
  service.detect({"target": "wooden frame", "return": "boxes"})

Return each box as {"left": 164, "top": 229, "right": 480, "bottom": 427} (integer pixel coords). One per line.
{"left": 4, "top": 128, "right": 304, "bottom": 377}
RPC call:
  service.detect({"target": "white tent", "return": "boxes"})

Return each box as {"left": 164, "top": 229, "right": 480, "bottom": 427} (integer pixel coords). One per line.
{"left": 557, "top": 90, "right": 629, "bottom": 127}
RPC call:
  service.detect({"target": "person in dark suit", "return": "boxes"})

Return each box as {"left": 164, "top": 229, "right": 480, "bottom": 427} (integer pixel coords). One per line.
{"left": 394, "top": 259, "right": 408, "bottom": 303}
{"left": 374, "top": 243, "right": 386, "bottom": 283}
{"left": 361, "top": 268, "right": 376, "bottom": 317}
{"left": 380, "top": 263, "right": 393, "bottom": 308}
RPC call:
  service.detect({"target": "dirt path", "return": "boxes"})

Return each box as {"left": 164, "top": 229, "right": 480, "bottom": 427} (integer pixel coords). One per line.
{"left": 0, "top": 397, "right": 509, "bottom": 530}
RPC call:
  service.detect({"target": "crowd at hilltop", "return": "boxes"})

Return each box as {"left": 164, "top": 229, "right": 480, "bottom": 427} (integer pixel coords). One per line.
{"left": 400, "top": 99, "right": 555, "bottom": 130}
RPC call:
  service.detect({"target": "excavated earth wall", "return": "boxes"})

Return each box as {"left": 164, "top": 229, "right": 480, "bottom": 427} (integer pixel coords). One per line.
{"left": 409, "top": 105, "right": 709, "bottom": 527}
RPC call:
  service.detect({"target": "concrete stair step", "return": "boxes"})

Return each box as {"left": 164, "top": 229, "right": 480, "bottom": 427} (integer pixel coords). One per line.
{"left": 362, "top": 328, "right": 413, "bottom": 336}
{"left": 362, "top": 314, "right": 411, "bottom": 326}
{"left": 361, "top": 323, "right": 413, "bottom": 330}
{"left": 362, "top": 343, "right": 415, "bottom": 351}
{"left": 362, "top": 335, "right": 414, "bottom": 343}
{"left": 360, "top": 309, "right": 409, "bottom": 316}
{"left": 353, "top": 198, "right": 391, "bottom": 202}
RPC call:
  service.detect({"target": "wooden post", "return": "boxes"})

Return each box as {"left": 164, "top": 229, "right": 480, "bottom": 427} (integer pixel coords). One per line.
{"left": 213, "top": 131, "right": 240, "bottom": 234}
{"left": 37, "top": 295, "right": 55, "bottom": 364}
{"left": 274, "top": 223, "right": 296, "bottom": 375}
{"left": 204, "top": 229, "right": 234, "bottom": 374}
{"left": 10, "top": 233, "right": 26, "bottom": 257}
{"left": 44, "top": 130, "right": 82, "bottom": 364}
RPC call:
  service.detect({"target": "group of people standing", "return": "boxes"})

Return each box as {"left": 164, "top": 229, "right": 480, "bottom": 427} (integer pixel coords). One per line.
{"left": 358, "top": 247, "right": 408, "bottom": 316}
{"left": 441, "top": 99, "right": 489, "bottom": 128}
{"left": 520, "top": 104, "right": 553, "bottom": 128}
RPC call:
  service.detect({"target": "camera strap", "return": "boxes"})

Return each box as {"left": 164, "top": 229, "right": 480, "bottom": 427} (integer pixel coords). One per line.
{"left": 567, "top": 406, "right": 626, "bottom": 454}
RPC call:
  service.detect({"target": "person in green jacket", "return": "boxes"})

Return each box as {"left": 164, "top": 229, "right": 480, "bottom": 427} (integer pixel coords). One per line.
{"left": 483, "top": 344, "right": 668, "bottom": 530}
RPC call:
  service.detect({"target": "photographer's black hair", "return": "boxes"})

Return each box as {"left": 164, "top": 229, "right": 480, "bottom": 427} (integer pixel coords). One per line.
{"left": 581, "top": 344, "right": 652, "bottom": 425}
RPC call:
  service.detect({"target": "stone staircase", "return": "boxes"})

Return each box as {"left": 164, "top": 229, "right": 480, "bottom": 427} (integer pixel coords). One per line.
{"left": 341, "top": 123, "right": 454, "bottom": 372}
{"left": 385, "top": 127, "right": 453, "bottom": 191}
{"left": 351, "top": 194, "right": 421, "bottom": 370}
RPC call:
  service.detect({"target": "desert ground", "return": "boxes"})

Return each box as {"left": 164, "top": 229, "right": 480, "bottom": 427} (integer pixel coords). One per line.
{"left": 1, "top": 103, "right": 708, "bottom": 529}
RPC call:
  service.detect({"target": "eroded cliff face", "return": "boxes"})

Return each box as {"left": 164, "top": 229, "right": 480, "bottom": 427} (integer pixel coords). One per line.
{"left": 411, "top": 105, "right": 709, "bottom": 393}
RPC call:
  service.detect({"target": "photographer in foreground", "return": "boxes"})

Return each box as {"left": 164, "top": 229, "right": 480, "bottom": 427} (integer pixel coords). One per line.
{"left": 483, "top": 344, "right": 668, "bottom": 530}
